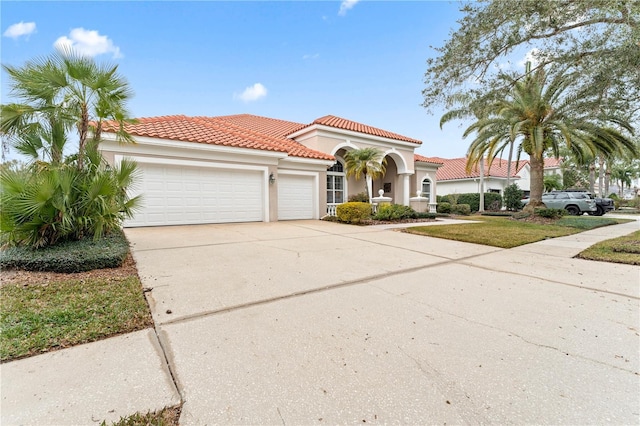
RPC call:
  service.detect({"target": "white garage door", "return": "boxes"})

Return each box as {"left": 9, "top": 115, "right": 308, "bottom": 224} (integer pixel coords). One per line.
{"left": 277, "top": 174, "right": 315, "bottom": 220}
{"left": 126, "top": 162, "right": 264, "bottom": 227}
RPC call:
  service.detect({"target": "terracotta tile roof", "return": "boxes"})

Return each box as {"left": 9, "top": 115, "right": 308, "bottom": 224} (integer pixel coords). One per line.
{"left": 101, "top": 115, "right": 333, "bottom": 161}
{"left": 544, "top": 157, "right": 563, "bottom": 168}
{"left": 293, "top": 115, "right": 422, "bottom": 145}
{"left": 214, "top": 114, "right": 306, "bottom": 139}
{"left": 434, "top": 157, "right": 522, "bottom": 181}
{"left": 414, "top": 154, "right": 444, "bottom": 165}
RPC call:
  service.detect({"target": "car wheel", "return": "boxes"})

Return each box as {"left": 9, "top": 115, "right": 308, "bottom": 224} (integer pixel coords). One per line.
{"left": 594, "top": 206, "right": 604, "bottom": 216}
{"left": 566, "top": 205, "right": 580, "bottom": 216}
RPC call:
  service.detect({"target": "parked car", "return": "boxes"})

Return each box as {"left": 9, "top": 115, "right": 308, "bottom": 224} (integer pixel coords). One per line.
{"left": 552, "top": 190, "right": 614, "bottom": 216}
{"left": 521, "top": 191, "right": 597, "bottom": 215}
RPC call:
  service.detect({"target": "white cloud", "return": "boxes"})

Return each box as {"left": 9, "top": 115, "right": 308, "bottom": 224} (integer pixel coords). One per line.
{"left": 338, "top": 0, "right": 359, "bottom": 16}
{"left": 54, "top": 28, "right": 122, "bottom": 58}
{"left": 3, "top": 21, "right": 36, "bottom": 39}
{"left": 234, "top": 83, "right": 268, "bottom": 102}
{"left": 303, "top": 53, "right": 320, "bottom": 60}
{"left": 518, "top": 48, "right": 545, "bottom": 68}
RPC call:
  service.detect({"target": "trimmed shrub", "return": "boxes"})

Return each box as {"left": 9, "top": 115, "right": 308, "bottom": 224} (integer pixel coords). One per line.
{"left": 438, "top": 193, "right": 502, "bottom": 212}
{"left": 504, "top": 184, "right": 524, "bottom": 211}
{"left": 452, "top": 203, "right": 471, "bottom": 215}
{"left": 437, "top": 202, "right": 451, "bottom": 214}
{"left": 416, "top": 212, "right": 437, "bottom": 219}
{"left": 0, "top": 229, "right": 130, "bottom": 273}
{"left": 481, "top": 211, "right": 513, "bottom": 217}
{"left": 374, "top": 204, "right": 418, "bottom": 221}
{"left": 534, "top": 208, "right": 566, "bottom": 219}
{"left": 336, "top": 202, "right": 371, "bottom": 223}
{"left": 348, "top": 192, "right": 370, "bottom": 203}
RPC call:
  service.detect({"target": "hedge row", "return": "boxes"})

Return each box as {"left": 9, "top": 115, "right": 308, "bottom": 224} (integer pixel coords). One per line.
{"left": 437, "top": 193, "right": 503, "bottom": 212}
{"left": 0, "top": 230, "right": 130, "bottom": 273}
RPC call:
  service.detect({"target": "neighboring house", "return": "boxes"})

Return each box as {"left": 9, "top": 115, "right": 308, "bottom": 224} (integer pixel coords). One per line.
{"left": 432, "top": 157, "right": 523, "bottom": 197}
{"left": 434, "top": 156, "right": 564, "bottom": 198}
{"left": 99, "top": 114, "right": 442, "bottom": 227}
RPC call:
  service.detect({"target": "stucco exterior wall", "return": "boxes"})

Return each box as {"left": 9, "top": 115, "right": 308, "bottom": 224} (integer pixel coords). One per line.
{"left": 437, "top": 178, "right": 511, "bottom": 196}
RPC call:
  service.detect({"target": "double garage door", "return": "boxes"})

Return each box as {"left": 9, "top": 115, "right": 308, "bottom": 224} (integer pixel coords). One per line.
{"left": 126, "top": 162, "right": 264, "bottom": 227}
{"left": 125, "top": 162, "right": 315, "bottom": 227}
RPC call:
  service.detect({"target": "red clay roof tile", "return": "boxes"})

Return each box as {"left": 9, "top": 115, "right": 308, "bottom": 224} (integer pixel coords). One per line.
{"left": 293, "top": 115, "right": 422, "bottom": 145}
{"left": 414, "top": 154, "right": 444, "bottom": 165}
{"left": 434, "top": 157, "right": 523, "bottom": 181}
{"left": 102, "top": 113, "right": 424, "bottom": 160}
{"left": 101, "top": 115, "right": 333, "bottom": 161}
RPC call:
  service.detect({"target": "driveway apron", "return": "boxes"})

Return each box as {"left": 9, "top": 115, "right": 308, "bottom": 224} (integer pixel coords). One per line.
{"left": 126, "top": 219, "right": 640, "bottom": 425}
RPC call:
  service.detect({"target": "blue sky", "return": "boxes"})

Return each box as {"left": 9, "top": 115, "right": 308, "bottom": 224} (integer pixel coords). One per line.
{"left": 2, "top": 0, "right": 475, "bottom": 160}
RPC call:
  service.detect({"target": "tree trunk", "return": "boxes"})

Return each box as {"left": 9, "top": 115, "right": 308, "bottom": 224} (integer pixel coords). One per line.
{"left": 506, "top": 140, "right": 514, "bottom": 188}
{"left": 365, "top": 173, "right": 372, "bottom": 203}
{"left": 604, "top": 162, "right": 611, "bottom": 196}
{"left": 524, "top": 154, "right": 545, "bottom": 213}
{"left": 77, "top": 104, "right": 89, "bottom": 170}
{"left": 598, "top": 156, "right": 604, "bottom": 197}
{"left": 588, "top": 162, "right": 595, "bottom": 193}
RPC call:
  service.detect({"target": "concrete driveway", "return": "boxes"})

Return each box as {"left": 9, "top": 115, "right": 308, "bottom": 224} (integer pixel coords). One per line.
{"left": 125, "top": 219, "right": 640, "bottom": 425}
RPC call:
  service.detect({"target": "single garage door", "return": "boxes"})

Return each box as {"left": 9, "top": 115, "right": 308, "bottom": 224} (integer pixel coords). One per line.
{"left": 126, "top": 162, "right": 264, "bottom": 227}
{"left": 277, "top": 174, "right": 315, "bottom": 220}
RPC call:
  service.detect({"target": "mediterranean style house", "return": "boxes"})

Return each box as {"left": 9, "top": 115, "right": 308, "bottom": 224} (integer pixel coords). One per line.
{"left": 99, "top": 114, "right": 443, "bottom": 227}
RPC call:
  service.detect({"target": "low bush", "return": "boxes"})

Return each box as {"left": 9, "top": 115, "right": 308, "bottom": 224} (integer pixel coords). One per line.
{"left": 374, "top": 204, "right": 418, "bottom": 221}
{"left": 534, "top": 208, "right": 566, "bottom": 219}
{"left": 504, "top": 184, "right": 524, "bottom": 211}
{"left": 348, "top": 192, "right": 370, "bottom": 203}
{"left": 0, "top": 230, "right": 130, "bottom": 273}
{"left": 481, "top": 211, "right": 513, "bottom": 217}
{"left": 437, "top": 202, "right": 451, "bottom": 214}
{"left": 416, "top": 212, "right": 437, "bottom": 219}
{"left": 452, "top": 204, "right": 471, "bottom": 215}
{"left": 438, "top": 192, "right": 503, "bottom": 212}
{"left": 336, "top": 202, "right": 371, "bottom": 223}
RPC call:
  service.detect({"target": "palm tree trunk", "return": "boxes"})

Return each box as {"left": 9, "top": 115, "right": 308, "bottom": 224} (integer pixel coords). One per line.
{"left": 77, "top": 104, "right": 89, "bottom": 170}
{"left": 365, "top": 173, "right": 372, "bottom": 203}
{"left": 598, "top": 156, "right": 605, "bottom": 197}
{"left": 506, "top": 140, "right": 514, "bottom": 188}
{"left": 524, "top": 154, "right": 545, "bottom": 212}
{"left": 588, "top": 162, "right": 596, "bottom": 193}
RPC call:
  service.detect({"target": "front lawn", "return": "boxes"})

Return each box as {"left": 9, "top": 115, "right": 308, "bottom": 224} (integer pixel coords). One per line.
{"left": 576, "top": 230, "right": 640, "bottom": 265}
{"left": 0, "top": 256, "right": 153, "bottom": 362}
{"left": 404, "top": 215, "right": 624, "bottom": 248}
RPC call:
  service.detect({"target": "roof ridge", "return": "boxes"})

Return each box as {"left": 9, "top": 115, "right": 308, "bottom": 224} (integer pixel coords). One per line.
{"left": 305, "top": 114, "right": 422, "bottom": 144}
{"left": 191, "top": 116, "right": 333, "bottom": 160}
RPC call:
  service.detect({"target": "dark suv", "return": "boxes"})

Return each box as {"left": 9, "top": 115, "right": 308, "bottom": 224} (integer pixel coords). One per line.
{"left": 552, "top": 190, "right": 614, "bottom": 216}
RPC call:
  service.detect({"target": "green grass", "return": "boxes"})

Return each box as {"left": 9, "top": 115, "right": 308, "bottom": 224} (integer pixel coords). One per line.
{"left": 102, "top": 406, "right": 181, "bottom": 426}
{"left": 404, "top": 215, "right": 625, "bottom": 248}
{"left": 1, "top": 275, "right": 153, "bottom": 362}
{"left": 577, "top": 231, "right": 640, "bottom": 265}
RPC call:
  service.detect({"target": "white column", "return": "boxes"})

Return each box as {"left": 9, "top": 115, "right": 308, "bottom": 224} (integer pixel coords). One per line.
{"left": 402, "top": 174, "right": 410, "bottom": 206}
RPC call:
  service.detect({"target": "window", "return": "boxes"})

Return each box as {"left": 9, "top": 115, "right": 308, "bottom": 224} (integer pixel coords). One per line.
{"left": 421, "top": 178, "right": 431, "bottom": 200}
{"left": 327, "top": 161, "right": 345, "bottom": 204}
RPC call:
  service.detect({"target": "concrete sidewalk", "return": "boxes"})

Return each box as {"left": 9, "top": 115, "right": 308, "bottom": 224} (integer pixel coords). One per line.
{"left": 1, "top": 330, "right": 180, "bottom": 425}
{"left": 2, "top": 217, "right": 638, "bottom": 425}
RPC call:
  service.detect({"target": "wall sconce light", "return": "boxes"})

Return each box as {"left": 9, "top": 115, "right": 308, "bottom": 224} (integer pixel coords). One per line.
{"left": 269, "top": 173, "right": 276, "bottom": 184}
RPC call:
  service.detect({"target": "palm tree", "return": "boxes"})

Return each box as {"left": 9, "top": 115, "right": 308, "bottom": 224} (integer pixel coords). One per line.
{"left": 1, "top": 47, "right": 135, "bottom": 170}
{"left": 343, "top": 147, "right": 387, "bottom": 203}
{"left": 444, "top": 64, "right": 637, "bottom": 211}
{"left": 0, "top": 49, "right": 140, "bottom": 248}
